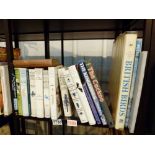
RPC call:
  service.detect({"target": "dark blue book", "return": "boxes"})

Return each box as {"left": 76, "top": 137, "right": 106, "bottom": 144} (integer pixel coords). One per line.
{"left": 83, "top": 82, "right": 102, "bottom": 125}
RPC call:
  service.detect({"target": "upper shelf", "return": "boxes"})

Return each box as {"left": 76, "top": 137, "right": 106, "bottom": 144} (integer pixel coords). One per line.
{"left": 0, "top": 19, "right": 145, "bottom": 41}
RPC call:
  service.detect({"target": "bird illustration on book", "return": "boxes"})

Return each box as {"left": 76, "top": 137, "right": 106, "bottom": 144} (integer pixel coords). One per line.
{"left": 76, "top": 82, "right": 83, "bottom": 92}
{"left": 64, "top": 94, "right": 69, "bottom": 112}
{"left": 31, "top": 91, "right": 36, "bottom": 97}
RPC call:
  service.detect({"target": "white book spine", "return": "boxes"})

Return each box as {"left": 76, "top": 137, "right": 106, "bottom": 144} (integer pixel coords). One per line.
{"left": 69, "top": 65, "right": 96, "bottom": 125}
{"left": 43, "top": 70, "right": 50, "bottom": 118}
{"left": 128, "top": 51, "right": 148, "bottom": 133}
{"left": 48, "top": 67, "right": 61, "bottom": 120}
{"left": 58, "top": 68, "right": 72, "bottom": 117}
{"left": 29, "top": 69, "right": 36, "bottom": 117}
{"left": 19, "top": 68, "right": 29, "bottom": 116}
{"left": 115, "top": 33, "right": 137, "bottom": 129}
{"left": 62, "top": 67, "right": 88, "bottom": 123}
{"left": 35, "top": 68, "right": 44, "bottom": 118}
{"left": 0, "top": 65, "right": 12, "bottom": 115}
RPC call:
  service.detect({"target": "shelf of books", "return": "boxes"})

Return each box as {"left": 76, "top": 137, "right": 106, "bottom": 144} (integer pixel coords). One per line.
{"left": 0, "top": 19, "right": 154, "bottom": 135}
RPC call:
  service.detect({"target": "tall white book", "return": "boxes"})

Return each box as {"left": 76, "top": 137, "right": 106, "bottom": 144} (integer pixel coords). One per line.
{"left": 109, "top": 32, "right": 137, "bottom": 129}
{"left": 128, "top": 51, "right": 148, "bottom": 133}
{"left": 19, "top": 68, "right": 30, "bottom": 116}
{"left": 35, "top": 68, "right": 44, "bottom": 118}
{"left": 68, "top": 65, "right": 96, "bottom": 125}
{"left": 48, "top": 67, "right": 61, "bottom": 120}
{"left": 0, "top": 65, "right": 12, "bottom": 115}
{"left": 58, "top": 67, "right": 72, "bottom": 117}
{"left": 62, "top": 67, "right": 88, "bottom": 123}
{"left": 43, "top": 70, "right": 50, "bottom": 118}
{"left": 29, "top": 69, "right": 36, "bottom": 117}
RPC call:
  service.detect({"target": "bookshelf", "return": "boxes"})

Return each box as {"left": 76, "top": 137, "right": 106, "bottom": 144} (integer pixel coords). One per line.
{"left": 0, "top": 19, "right": 154, "bottom": 135}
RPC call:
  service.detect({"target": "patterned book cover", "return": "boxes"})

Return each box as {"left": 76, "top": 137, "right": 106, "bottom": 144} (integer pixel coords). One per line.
{"left": 125, "top": 39, "right": 142, "bottom": 127}
{"left": 109, "top": 32, "right": 137, "bottom": 129}
{"left": 43, "top": 70, "right": 50, "bottom": 118}
{"left": 29, "top": 69, "right": 36, "bottom": 117}
{"left": 58, "top": 67, "right": 72, "bottom": 117}
{"left": 48, "top": 67, "right": 62, "bottom": 120}
{"left": 15, "top": 68, "right": 23, "bottom": 115}
{"left": 20, "top": 68, "right": 30, "bottom": 116}
{"left": 83, "top": 82, "right": 102, "bottom": 125}
{"left": 85, "top": 61, "right": 114, "bottom": 127}
{"left": 62, "top": 67, "right": 88, "bottom": 123}
{"left": 69, "top": 65, "right": 96, "bottom": 125}
{"left": 78, "top": 62, "right": 107, "bottom": 125}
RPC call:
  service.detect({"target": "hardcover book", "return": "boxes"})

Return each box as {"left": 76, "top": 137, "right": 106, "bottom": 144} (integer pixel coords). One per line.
{"left": 85, "top": 61, "right": 114, "bottom": 127}
{"left": 78, "top": 62, "right": 107, "bottom": 125}
{"left": 62, "top": 67, "right": 88, "bottom": 123}
{"left": 109, "top": 32, "right": 137, "bottom": 129}
{"left": 58, "top": 67, "right": 72, "bottom": 117}
{"left": 69, "top": 65, "right": 96, "bottom": 125}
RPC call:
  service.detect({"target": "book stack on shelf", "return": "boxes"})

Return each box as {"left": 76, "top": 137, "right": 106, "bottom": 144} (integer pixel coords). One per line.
{"left": 0, "top": 31, "right": 148, "bottom": 134}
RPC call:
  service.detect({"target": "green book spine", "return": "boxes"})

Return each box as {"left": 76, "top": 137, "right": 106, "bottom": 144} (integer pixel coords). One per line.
{"left": 15, "top": 68, "right": 23, "bottom": 115}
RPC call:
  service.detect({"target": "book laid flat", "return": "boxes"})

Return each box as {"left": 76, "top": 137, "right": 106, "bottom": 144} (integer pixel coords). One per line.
{"left": 128, "top": 51, "right": 148, "bottom": 133}
{"left": 58, "top": 67, "right": 72, "bottom": 117}
{"left": 109, "top": 32, "right": 137, "bottom": 129}
{"left": 62, "top": 67, "right": 88, "bottom": 123}
{"left": 0, "top": 65, "right": 12, "bottom": 115}
{"left": 68, "top": 65, "right": 96, "bottom": 125}
{"left": 78, "top": 62, "right": 107, "bottom": 125}
{"left": 43, "top": 70, "right": 50, "bottom": 118}
{"left": 125, "top": 39, "right": 142, "bottom": 127}
{"left": 29, "top": 69, "right": 36, "bottom": 117}
{"left": 48, "top": 67, "right": 62, "bottom": 120}
{"left": 35, "top": 68, "right": 44, "bottom": 118}
{"left": 13, "top": 59, "right": 60, "bottom": 68}
{"left": 85, "top": 61, "right": 114, "bottom": 128}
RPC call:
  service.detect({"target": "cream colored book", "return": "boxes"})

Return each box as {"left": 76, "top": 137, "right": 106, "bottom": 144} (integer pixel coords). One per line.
{"left": 68, "top": 65, "right": 96, "bottom": 125}
{"left": 0, "top": 65, "right": 12, "bottom": 115}
{"left": 109, "top": 32, "right": 137, "bottom": 129}
{"left": 128, "top": 51, "right": 148, "bottom": 133}
{"left": 35, "top": 68, "right": 44, "bottom": 118}
{"left": 48, "top": 67, "right": 62, "bottom": 120}
{"left": 62, "top": 67, "right": 88, "bottom": 123}
{"left": 29, "top": 69, "right": 36, "bottom": 117}
{"left": 58, "top": 67, "right": 72, "bottom": 117}
{"left": 43, "top": 70, "right": 50, "bottom": 118}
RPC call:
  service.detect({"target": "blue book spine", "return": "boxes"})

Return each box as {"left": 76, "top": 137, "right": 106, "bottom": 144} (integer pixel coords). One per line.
{"left": 78, "top": 62, "right": 107, "bottom": 125}
{"left": 83, "top": 82, "right": 102, "bottom": 125}
{"left": 125, "top": 39, "right": 142, "bottom": 127}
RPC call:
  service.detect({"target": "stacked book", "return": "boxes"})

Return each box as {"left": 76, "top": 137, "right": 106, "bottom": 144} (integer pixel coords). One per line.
{"left": 109, "top": 32, "right": 148, "bottom": 133}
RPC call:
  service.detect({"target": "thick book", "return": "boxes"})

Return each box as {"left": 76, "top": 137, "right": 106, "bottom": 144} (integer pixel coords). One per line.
{"left": 15, "top": 68, "right": 23, "bottom": 115}
{"left": 109, "top": 32, "right": 137, "bottom": 129}
{"left": 35, "top": 68, "right": 44, "bottom": 118}
{"left": 128, "top": 51, "right": 148, "bottom": 133}
{"left": 125, "top": 39, "right": 142, "bottom": 127}
{"left": 62, "top": 67, "right": 88, "bottom": 123}
{"left": 48, "top": 67, "right": 62, "bottom": 120}
{"left": 68, "top": 65, "right": 96, "bottom": 125}
{"left": 83, "top": 82, "right": 102, "bottom": 125}
{"left": 29, "top": 69, "right": 36, "bottom": 117}
{"left": 78, "top": 62, "right": 107, "bottom": 125}
{"left": 19, "top": 68, "right": 30, "bottom": 116}
{"left": 43, "top": 70, "right": 51, "bottom": 118}
{"left": 0, "top": 65, "right": 12, "bottom": 115}
{"left": 58, "top": 67, "right": 72, "bottom": 117}
{"left": 85, "top": 61, "right": 114, "bottom": 127}
{"left": 13, "top": 59, "right": 60, "bottom": 68}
